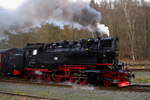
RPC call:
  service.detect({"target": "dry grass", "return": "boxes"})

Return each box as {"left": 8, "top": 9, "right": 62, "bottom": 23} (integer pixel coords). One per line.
{"left": 121, "top": 59, "right": 150, "bottom": 65}
{"left": 132, "top": 72, "right": 150, "bottom": 83}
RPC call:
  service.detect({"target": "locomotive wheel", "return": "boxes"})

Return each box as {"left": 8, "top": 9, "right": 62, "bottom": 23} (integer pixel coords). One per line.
{"left": 51, "top": 73, "right": 62, "bottom": 83}
{"left": 79, "top": 79, "right": 88, "bottom": 85}
{"left": 103, "top": 80, "right": 112, "bottom": 87}
{"left": 43, "top": 74, "right": 51, "bottom": 82}
{"left": 34, "top": 75, "right": 42, "bottom": 80}
{"left": 51, "top": 73, "right": 56, "bottom": 81}
{"left": 67, "top": 77, "right": 75, "bottom": 83}
{"left": 24, "top": 71, "right": 33, "bottom": 79}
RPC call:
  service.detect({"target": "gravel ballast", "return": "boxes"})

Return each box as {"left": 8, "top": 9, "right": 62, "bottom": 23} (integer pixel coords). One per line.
{"left": 0, "top": 82, "right": 150, "bottom": 100}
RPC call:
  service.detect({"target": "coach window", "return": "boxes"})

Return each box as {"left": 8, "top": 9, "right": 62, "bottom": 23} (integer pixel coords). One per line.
{"left": 33, "top": 49, "right": 38, "bottom": 55}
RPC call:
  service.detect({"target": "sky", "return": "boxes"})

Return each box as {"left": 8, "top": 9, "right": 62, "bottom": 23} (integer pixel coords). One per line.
{"left": 0, "top": 0, "right": 25, "bottom": 9}
{"left": 0, "top": 0, "right": 149, "bottom": 10}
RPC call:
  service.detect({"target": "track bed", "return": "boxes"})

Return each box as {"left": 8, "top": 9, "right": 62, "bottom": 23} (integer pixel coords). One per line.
{"left": 0, "top": 80, "right": 150, "bottom": 100}
{"left": 0, "top": 77, "right": 150, "bottom": 93}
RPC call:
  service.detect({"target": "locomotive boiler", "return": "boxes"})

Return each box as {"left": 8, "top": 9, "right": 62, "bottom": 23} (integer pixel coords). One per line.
{"left": 24, "top": 37, "right": 117, "bottom": 69}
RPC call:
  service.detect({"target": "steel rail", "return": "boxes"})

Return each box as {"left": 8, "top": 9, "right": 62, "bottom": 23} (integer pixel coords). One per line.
{"left": 0, "top": 91, "right": 50, "bottom": 100}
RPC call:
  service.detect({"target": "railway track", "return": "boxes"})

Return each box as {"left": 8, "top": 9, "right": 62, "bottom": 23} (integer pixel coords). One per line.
{"left": 0, "top": 77, "right": 72, "bottom": 88}
{"left": 0, "top": 91, "right": 55, "bottom": 100}
{"left": 0, "top": 77, "right": 150, "bottom": 93}
{"left": 98, "top": 84, "right": 150, "bottom": 93}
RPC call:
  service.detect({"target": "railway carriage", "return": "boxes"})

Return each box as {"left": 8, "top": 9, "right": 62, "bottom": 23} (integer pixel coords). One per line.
{"left": 0, "top": 48, "right": 24, "bottom": 76}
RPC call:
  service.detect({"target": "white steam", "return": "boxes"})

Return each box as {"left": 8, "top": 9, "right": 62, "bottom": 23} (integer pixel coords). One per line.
{"left": 96, "top": 23, "right": 110, "bottom": 37}
{"left": 0, "top": 0, "right": 110, "bottom": 39}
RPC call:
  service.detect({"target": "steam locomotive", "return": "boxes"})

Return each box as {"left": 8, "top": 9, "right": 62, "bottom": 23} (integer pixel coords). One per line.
{"left": 0, "top": 37, "right": 133, "bottom": 87}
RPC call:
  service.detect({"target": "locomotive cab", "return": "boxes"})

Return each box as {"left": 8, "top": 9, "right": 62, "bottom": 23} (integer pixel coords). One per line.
{"left": 97, "top": 38, "right": 118, "bottom": 65}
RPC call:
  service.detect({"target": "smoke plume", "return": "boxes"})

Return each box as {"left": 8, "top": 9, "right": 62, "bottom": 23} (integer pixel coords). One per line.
{"left": 0, "top": 0, "right": 110, "bottom": 38}
{"left": 96, "top": 23, "right": 110, "bottom": 37}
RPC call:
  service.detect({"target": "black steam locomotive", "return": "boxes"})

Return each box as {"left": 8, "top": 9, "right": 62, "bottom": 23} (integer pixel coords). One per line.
{"left": 0, "top": 37, "right": 133, "bottom": 87}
